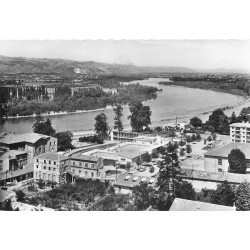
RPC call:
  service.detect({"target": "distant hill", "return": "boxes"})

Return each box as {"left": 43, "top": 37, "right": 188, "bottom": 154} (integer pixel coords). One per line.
{"left": 0, "top": 55, "right": 194, "bottom": 75}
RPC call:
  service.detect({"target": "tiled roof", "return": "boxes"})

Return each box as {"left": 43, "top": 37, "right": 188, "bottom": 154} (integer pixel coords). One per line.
{"left": 170, "top": 198, "right": 235, "bottom": 211}
{"left": 36, "top": 152, "right": 69, "bottom": 161}
{"left": 71, "top": 154, "right": 101, "bottom": 162}
{"left": 180, "top": 168, "right": 250, "bottom": 184}
{"left": 0, "top": 133, "right": 50, "bottom": 145}
{"left": 230, "top": 122, "right": 250, "bottom": 128}
{"left": 204, "top": 142, "right": 250, "bottom": 159}
{"left": 114, "top": 173, "right": 156, "bottom": 189}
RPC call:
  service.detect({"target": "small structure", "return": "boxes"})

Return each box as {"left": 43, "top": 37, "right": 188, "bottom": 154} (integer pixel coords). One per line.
{"left": 34, "top": 152, "right": 70, "bottom": 184}
{"left": 204, "top": 142, "right": 250, "bottom": 173}
{"left": 110, "top": 130, "right": 139, "bottom": 142}
{"left": 170, "top": 198, "right": 235, "bottom": 211}
{"left": 230, "top": 122, "right": 250, "bottom": 143}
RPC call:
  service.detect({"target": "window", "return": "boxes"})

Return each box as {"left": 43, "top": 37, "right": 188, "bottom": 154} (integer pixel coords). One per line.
{"left": 53, "top": 168, "right": 56, "bottom": 171}
{"left": 36, "top": 159, "right": 39, "bottom": 163}
{"left": 36, "top": 165, "right": 39, "bottom": 169}
{"left": 79, "top": 162, "right": 82, "bottom": 167}
{"left": 218, "top": 159, "right": 222, "bottom": 165}
{"left": 44, "top": 166, "right": 46, "bottom": 170}
{"left": 98, "top": 172, "right": 100, "bottom": 177}
{"left": 85, "top": 171, "right": 88, "bottom": 177}
{"left": 85, "top": 163, "right": 88, "bottom": 168}
{"left": 91, "top": 164, "right": 95, "bottom": 168}
{"left": 218, "top": 168, "right": 222, "bottom": 172}
{"left": 91, "top": 172, "right": 94, "bottom": 177}
{"left": 73, "top": 162, "right": 75, "bottom": 166}
{"left": 49, "top": 161, "right": 51, "bottom": 164}
{"left": 54, "top": 161, "right": 56, "bottom": 165}
{"left": 49, "top": 167, "right": 51, "bottom": 171}
{"left": 79, "top": 170, "right": 82, "bottom": 174}
{"left": 44, "top": 160, "right": 46, "bottom": 163}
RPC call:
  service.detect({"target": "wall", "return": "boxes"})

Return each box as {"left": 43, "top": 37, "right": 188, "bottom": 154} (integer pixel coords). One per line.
{"left": 204, "top": 156, "right": 229, "bottom": 173}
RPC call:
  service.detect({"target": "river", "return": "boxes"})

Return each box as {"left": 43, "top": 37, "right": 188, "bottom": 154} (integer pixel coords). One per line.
{"left": 0, "top": 78, "right": 249, "bottom": 134}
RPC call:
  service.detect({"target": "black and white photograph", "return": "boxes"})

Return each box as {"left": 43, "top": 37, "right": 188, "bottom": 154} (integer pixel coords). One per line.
{"left": 0, "top": 0, "right": 250, "bottom": 249}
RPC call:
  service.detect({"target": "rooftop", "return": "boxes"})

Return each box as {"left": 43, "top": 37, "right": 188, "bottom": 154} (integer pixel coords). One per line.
{"left": 0, "top": 133, "right": 50, "bottom": 145}
{"left": 179, "top": 168, "right": 250, "bottom": 184}
{"left": 230, "top": 122, "right": 250, "bottom": 128}
{"left": 114, "top": 144, "right": 151, "bottom": 159}
{"left": 204, "top": 142, "right": 250, "bottom": 159}
{"left": 170, "top": 198, "right": 235, "bottom": 211}
{"left": 92, "top": 151, "right": 119, "bottom": 161}
{"left": 71, "top": 154, "right": 101, "bottom": 162}
{"left": 36, "top": 152, "right": 69, "bottom": 162}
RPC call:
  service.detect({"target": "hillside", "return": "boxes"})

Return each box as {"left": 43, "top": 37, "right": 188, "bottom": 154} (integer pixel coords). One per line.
{"left": 0, "top": 55, "right": 193, "bottom": 75}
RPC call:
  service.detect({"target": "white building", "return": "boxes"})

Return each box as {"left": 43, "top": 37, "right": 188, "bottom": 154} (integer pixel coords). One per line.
{"left": 230, "top": 122, "right": 250, "bottom": 143}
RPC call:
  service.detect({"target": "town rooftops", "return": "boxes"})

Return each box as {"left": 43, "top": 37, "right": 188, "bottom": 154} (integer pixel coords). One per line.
{"left": 230, "top": 122, "right": 250, "bottom": 128}
{"left": 70, "top": 154, "right": 101, "bottom": 162}
{"left": 179, "top": 168, "right": 250, "bottom": 185}
{"left": 0, "top": 133, "right": 50, "bottom": 145}
{"left": 170, "top": 198, "right": 235, "bottom": 211}
{"left": 114, "top": 173, "right": 156, "bottom": 189}
{"left": 35, "top": 152, "right": 69, "bottom": 162}
{"left": 204, "top": 142, "right": 250, "bottom": 159}
{"left": 0, "top": 150, "right": 27, "bottom": 160}
{"left": 113, "top": 144, "right": 151, "bottom": 159}
{"left": 92, "top": 151, "right": 119, "bottom": 161}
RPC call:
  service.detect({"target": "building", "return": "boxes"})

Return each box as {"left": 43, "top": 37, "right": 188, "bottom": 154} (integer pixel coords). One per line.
{"left": 110, "top": 130, "right": 139, "bottom": 142}
{"left": 0, "top": 147, "right": 34, "bottom": 186}
{"left": 45, "top": 87, "right": 56, "bottom": 100}
{"left": 34, "top": 152, "right": 70, "bottom": 184}
{"left": 230, "top": 122, "right": 250, "bottom": 143}
{"left": 169, "top": 198, "right": 235, "bottom": 211}
{"left": 204, "top": 142, "right": 250, "bottom": 173}
{"left": 114, "top": 173, "right": 156, "bottom": 194}
{"left": 70, "top": 154, "right": 104, "bottom": 179}
{"left": 102, "top": 88, "right": 118, "bottom": 95}
{"left": 0, "top": 133, "right": 57, "bottom": 159}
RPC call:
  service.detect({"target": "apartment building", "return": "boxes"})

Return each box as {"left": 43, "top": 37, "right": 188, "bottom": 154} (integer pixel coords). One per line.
{"left": 70, "top": 155, "right": 104, "bottom": 179}
{"left": 34, "top": 152, "right": 70, "bottom": 184}
{"left": 230, "top": 122, "right": 250, "bottom": 143}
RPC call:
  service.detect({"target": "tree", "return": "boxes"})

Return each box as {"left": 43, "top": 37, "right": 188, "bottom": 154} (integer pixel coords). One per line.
{"left": 196, "top": 133, "right": 201, "bottom": 140}
{"left": 190, "top": 116, "right": 202, "bottom": 128}
{"left": 230, "top": 111, "right": 237, "bottom": 124}
{"left": 186, "top": 144, "right": 192, "bottom": 154}
{"left": 208, "top": 109, "right": 229, "bottom": 134}
{"left": 125, "top": 162, "right": 132, "bottom": 172}
{"left": 55, "top": 131, "right": 74, "bottom": 151}
{"left": 141, "top": 152, "right": 152, "bottom": 163}
{"left": 151, "top": 149, "right": 159, "bottom": 159}
{"left": 174, "top": 181, "right": 196, "bottom": 200}
{"left": 33, "top": 115, "right": 55, "bottom": 136}
{"left": 212, "top": 132, "right": 217, "bottom": 141}
{"left": 133, "top": 183, "right": 156, "bottom": 210}
{"left": 149, "top": 166, "right": 155, "bottom": 174}
{"left": 15, "top": 190, "right": 26, "bottom": 202}
{"left": 166, "top": 142, "right": 176, "bottom": 153}
{"left": 211, "top": 181, "right": 235, "bottom": 206}
{"left": 113, "top": 104, "right": 123, "bottom": 132}
{"left": 235, "top": 181, "right": 250, "bottom": 211}
{"left": 94, "top": 113, "right": 109, "bottom": 138}
{"left": 179, "top": 148, "right": 185, "bottom": 157}
{"left": 128, "top": 101, "right": 151, "bottom": 132}
{"left": 228, "top": 149, "right": 247, "bottom": 174}
{"left": 157, "top": 146, "right": 167, "bottom": 155}
{"left": 207, "top": 135, "right": 212, "bottom": 142}
{"left": 238, "top": 108, "right": 249, "bottom": 122}
{"left": 136, "top": 157, "right": 142, "bottom": 167}
{"left": 179, "top": 140, "right": 186, "bottom": 147}
{"left": 191, "top": 133, "right": 196, "bottom": 141}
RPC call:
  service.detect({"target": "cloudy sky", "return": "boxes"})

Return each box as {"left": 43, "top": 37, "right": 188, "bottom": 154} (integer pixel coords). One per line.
{"left": 0, "top": 40, "right": 249, "bottom": 70}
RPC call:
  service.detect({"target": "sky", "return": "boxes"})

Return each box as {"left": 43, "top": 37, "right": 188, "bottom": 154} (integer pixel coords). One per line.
{"left": 0, "top": 40, "right": 250, "bottom": 70}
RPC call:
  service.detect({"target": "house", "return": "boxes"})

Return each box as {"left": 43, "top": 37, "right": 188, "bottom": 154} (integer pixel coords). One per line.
{"left": 70, "top": 154, "right": 104, "bottom": 179}
{"left": 230, "top": 122, "right": 250, "bottom": 143}
{"left": 0, "top": 149, "right": 32, "bottom": 186}
{"left": 110, "top": 130, "right": 139, "bottom": 142}
{"left": 102, "top": 88, "right": 118, "bottom": 95}
{"left": 0, "top": 133, "right": 57, "bottom": 159}
{"left": 114, "top": 173, "right": 156, "bottom": 194}
{"left": 204, "top": 142, "right": 250, "bottom": 173}
{"left": 34, "top": 152, "right": 70, "bottom": 184}
{"left": 169, "top": 198, "right": 235, "bottom": 211}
